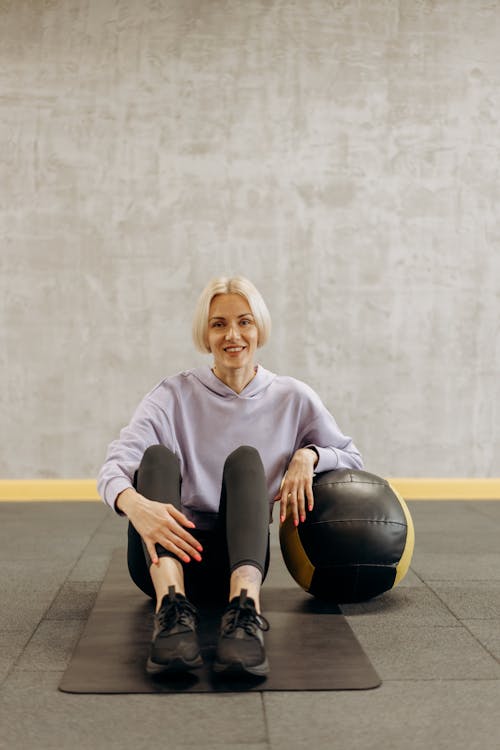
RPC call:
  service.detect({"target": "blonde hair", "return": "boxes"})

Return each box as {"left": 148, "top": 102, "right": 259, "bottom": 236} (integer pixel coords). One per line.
{"left": 192, "top": 275, "right": 272, "bottom": 353}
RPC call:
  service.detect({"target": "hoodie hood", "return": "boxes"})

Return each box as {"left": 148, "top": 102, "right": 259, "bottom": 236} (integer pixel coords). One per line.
{"left": 190, "top": 364, "right": 276, "bottom": 399}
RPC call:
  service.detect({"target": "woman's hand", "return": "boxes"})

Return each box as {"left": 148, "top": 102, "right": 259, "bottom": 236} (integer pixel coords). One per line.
{"left": 117, "top": 488, "right": 203, "bottom": 566}
{"left": 274, "top": 448, "right": 317, "bottom": 526}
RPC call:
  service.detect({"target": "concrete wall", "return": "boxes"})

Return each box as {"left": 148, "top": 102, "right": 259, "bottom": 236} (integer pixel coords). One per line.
{"left": 1, "top": 0, "right": 499, "bottom": 480}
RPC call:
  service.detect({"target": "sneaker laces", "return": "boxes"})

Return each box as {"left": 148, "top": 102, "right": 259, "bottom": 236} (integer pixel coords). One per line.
{"left": 157, "top": 589, "right": 199, "bottom": 631}
{"left": 223, "top": 592, "right": 270, "bottom": 636}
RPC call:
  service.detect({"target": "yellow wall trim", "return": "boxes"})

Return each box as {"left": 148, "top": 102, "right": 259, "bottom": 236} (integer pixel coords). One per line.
{"left": 0, "top": 480, "right": 100, "bottom": 501}
{"left": 389, "top": 478, "right": 500, "bottom": 500}
{"left": 0, "top": 478, "right": 499, "bottom": 502}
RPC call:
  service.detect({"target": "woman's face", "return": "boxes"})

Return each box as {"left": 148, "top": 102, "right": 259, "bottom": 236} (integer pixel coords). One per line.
{"left": 207, "top": 293, "right": 259, "bottom": 376}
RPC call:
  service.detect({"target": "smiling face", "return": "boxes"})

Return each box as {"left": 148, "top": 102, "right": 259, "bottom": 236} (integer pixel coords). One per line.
{"left": 207, "top": 293, "right": 259, "bottom": 380}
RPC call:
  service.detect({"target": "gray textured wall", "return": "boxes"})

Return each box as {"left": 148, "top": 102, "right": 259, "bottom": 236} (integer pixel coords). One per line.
{"left": 1, "top": 0, "right": 499, "bottom": 480}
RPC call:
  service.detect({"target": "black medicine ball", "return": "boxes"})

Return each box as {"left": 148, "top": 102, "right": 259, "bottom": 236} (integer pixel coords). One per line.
{"left": 279, "top": 469, "right": 415, "bottom": 603}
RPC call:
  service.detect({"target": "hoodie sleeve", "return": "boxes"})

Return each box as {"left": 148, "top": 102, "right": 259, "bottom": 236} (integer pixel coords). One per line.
{"left": 295, "top": 384, "right": 363, "bottom": 474}
{"left": 96, "top": 391, "right": 176, "bottom": 513}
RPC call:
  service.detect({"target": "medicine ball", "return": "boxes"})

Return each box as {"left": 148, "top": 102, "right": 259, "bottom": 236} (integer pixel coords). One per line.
{"left": 279, "top": 469, "right": 415, "bottom": 602}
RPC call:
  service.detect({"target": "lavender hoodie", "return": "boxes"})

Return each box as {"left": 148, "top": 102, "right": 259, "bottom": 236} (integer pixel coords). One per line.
{"left": 97, "top": 365, "right": 363, "bottom": 528}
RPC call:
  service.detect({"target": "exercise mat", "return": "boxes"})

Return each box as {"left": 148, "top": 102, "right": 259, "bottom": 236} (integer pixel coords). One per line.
{"left": 59, "top": 549, "right": 381, "bottom": 693}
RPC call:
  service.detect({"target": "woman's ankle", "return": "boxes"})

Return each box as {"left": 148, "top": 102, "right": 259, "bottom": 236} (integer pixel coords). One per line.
{"left": 150, "top": 557, "right": 185, "bottom": 610}
{"left": 229, "top": 564, "right": 262, "bottom": 612}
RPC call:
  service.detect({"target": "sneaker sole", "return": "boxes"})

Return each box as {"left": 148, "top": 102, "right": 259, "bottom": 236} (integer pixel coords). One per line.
{"left": 146, "top": 654, "right": 203, "bottom": 675}
{"left": 213, "top": 657, "right": 269, "bottom": 677}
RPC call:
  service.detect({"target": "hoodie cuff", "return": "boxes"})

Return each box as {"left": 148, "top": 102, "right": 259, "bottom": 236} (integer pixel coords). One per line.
{"left": 105, "top": 477, "right": 134, "bottom": 515}
{"left": 304, "top": 444, "right": 339, "bottom": 474}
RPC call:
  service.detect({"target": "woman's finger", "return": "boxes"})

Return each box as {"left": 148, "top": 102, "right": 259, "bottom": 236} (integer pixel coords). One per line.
{"left": 280, "top": 483, "right": 293, "bottom": 523}
{"left": 153, "top": 530, "right": 201, "bottom": 564}
{"left": 161, "top": 537, "right": 192, "bottom": 564}
{"left": 169, "top": 533, "right": 203, "bottom": 562}
{"left": 297, "top": 488, "right": 306, "bottom": 523}
{"left": 145, "top": 539, "right": 159, "bottom": 566}
{"left": 305, "top": 480, "right": 315, "bottom": 512}
{"left": 280, "top": 495, "right": 287, "bottom": 523}
{"left": 287, "top": 491, "right": 299, "bottom": 526}
{"left": 279, "top": 481, "right": 292, "bottom": 521}
{"left": 163, "top": 505, "right": 203, "bottom": 549}
{"left": 167, "top": 504, "right": 197, "bottom": 529}
{"left": 165, "top": 516, "right": 203, "bottom": 553}
{"left": 154, "top": 521, "right": 203, "bottom": 560}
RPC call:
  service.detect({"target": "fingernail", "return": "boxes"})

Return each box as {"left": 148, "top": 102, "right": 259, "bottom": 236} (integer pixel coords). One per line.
{"left": 308, "top": 505, "right": 313, "bottom": 511}
{"left": 184, "top": 556, "right": 190, "bottom": 563}
{"left": 294, "top": 519, "right": 299, "bottom": 527}
{"left": 280, "top": 515, "right": 285, "bottom": 523}
{"left": 195, "top": 554, "right": 202, "bottom": 562}
{"left": 197, "top": 545, "right": 203, "bottom": 552}
{"left": 300, "top": 515, "right": 305, "bottom": 523}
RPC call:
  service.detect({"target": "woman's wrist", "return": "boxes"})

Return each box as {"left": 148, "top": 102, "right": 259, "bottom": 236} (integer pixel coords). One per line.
{"left": 301, "top": 447, "right": 319, "bottom": 467}
{"left": 292, "top": 447, "right": 318, "bottom": 468}
{"left": 115, "top": 487, "right": 139, "bottom": 516}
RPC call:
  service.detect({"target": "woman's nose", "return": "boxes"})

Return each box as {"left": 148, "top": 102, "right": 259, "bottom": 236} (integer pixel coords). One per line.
{"left": 225, "top": 322, "right": 240, "bottom": 339}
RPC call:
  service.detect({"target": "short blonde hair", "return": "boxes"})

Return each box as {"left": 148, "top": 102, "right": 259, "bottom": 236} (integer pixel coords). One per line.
{"left": 192, "top": 275, "right": 272, "bottom": 353}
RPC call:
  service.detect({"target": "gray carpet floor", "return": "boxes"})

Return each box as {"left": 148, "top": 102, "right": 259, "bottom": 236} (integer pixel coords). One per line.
{"left": 1, "top": 500, "right": 499, "bottom": 750}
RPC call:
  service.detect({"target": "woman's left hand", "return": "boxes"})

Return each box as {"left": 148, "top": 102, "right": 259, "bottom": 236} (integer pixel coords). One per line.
{"left": 274, "top": 448, "right": 317, "bottom": 526}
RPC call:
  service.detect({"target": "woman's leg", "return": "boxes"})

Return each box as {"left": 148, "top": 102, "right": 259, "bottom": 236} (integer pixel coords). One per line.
{"left": 214, "top": 445, "right": 271, "bottom": 676}
{"left": 129, "top": 446, "right": 204, "bottom": 673}
{"left": 127, "top": 444, "right": 185, "bottom": 609}
{"left": 220, "top": 445, "right": 270, "bottom": 611}
{"left": 128, "top": 444, "right": 270, "bottom": 609}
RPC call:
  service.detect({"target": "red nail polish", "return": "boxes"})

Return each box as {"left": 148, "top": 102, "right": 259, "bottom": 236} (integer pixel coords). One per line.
{"left": 294, "top": 519, "right": 299, "bottom": 527}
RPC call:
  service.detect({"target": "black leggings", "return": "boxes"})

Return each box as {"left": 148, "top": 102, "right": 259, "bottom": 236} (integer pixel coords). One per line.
{"left": 127, "top": 444, "right": 271, "bottom": 605}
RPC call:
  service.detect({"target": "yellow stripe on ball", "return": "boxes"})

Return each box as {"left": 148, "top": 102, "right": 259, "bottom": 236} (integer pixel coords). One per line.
{"left": 279, "top": 515, "right": 315, "bottom": 591}
{"left": 389, "top": 483, "right": 416, "bottom": 586}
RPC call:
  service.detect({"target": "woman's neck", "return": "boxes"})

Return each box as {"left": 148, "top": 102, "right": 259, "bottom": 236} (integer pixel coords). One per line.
{"left": 212, "top": 364, "right": 257, "bottom": 394}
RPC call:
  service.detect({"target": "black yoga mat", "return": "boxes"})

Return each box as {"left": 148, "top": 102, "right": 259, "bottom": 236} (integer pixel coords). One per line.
{"left": 59, "top": 549, "right": 381, "bottom": 693}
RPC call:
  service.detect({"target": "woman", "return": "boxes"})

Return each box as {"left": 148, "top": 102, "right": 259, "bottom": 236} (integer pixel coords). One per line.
{"left": 97, "top": 275, "right": 363, "bottom": 677}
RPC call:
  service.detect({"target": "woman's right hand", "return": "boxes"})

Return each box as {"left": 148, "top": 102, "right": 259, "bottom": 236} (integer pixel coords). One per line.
{"left": 116, "top": 488, "right": 203, "bottom": 566}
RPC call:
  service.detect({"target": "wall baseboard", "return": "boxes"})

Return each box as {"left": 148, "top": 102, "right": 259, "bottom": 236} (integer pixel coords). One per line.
{"left": 0, "top": 478, "right": 499, "bottom": 501}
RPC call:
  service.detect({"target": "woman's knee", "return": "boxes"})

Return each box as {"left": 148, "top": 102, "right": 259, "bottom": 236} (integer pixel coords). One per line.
{"left": 224, "top": 445, "right": 263, "bottom": 473}
{"left": 140, "top": 444, "right": 180, "bottom": 472}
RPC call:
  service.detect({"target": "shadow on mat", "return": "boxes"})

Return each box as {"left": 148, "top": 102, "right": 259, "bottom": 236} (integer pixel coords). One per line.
{"left": 262, "top": 587, "right": 342, "bottom": 614}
